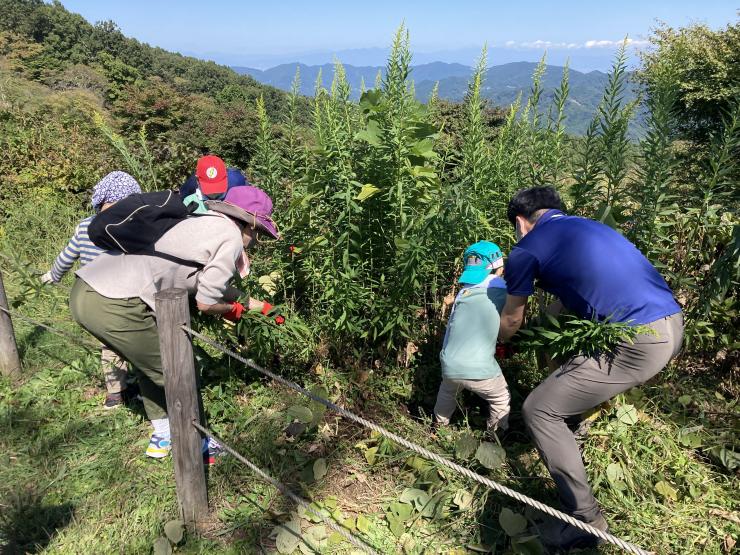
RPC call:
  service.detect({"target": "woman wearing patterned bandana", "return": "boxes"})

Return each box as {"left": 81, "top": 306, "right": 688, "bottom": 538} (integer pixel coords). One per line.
{"left": 41, "top": 171, "right": 143, "bottom": 408}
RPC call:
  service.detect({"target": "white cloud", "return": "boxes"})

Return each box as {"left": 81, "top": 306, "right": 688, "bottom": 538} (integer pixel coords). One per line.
{"left": 585, "top": 38, "right": 650, "bottom": 48}
{"left": 502, "top": 38, "right": 649, "bottom": 50}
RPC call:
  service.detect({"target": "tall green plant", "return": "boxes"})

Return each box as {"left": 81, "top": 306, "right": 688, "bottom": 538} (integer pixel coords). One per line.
{"left": 458, "top": 46, "right": 491, "bottom": 193}
{"left": 598, "top": 41, "right": 637, "bottom": 210}
{"left": 630, "top": 66, "right": 678, "bottom": 259}
{"left": 570, "top": 41, "right": 636, "bottom": 221}
{"left": 452, "top": 45, "right": 495, "bottom": 243}
{"left": 282, "top": 66, "right": 305, "bottom": 183}
{"left": 489, "top": 95, "right": 525, "bottom": 249}
{"left": 250, "top": 94, "right": 281, "bottom": 197}
{"left": 682, "top": 104, "right": 740, "bottom": 349}
{"left": 288, "top": 24, "right": 444, "bottom": 362}
{"left": 522, "top": 55, "right": 549, "bottom": 186}
{"left": 544, "top": 62, "right": 570, "bottom": 185}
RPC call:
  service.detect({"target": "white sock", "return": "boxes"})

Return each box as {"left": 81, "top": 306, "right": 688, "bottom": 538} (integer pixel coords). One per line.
{"left": 151, "top": 418, "right": 170, "bottom": 438}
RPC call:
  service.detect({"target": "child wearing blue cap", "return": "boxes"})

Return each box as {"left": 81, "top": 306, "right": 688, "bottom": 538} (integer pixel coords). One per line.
{"left": 434, "top": 241, "right": 511, "bottom": 433}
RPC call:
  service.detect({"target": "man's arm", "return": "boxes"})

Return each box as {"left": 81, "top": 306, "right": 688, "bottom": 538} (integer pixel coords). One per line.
{"left": 498, "top": 294, "right": 528, "bottom": 340}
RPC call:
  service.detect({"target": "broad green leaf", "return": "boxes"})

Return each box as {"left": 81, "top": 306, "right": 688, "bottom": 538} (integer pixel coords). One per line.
{"left": 355, "top": 119, "right": 382, "bottom": 145}
{"left": 455, "top": 434, "right": 478, "bottom": 460}
{"left": 359, "top": 89, "right": 382, "bottom": 111}
{"left": 405, "top": 456, "right": 430, "bottom": 471}
{"left": 387, "top": 515, "right": 405, "bottom": 537}
{"left": 421, "top": 493, "right": 444, "bottom": 519}
{"left": 304, "top": 524, "right": 328, "bottom": 546}
{"left": 356, "top": 514, "right": 371, "bottom": 533}
{"left": 689, "top": 484, "right": 701, "bottom": 499}
{"left": 388, "top": 501, "right": 413, "bottom": 521}
{"left": 364, "top": 446, "right": 378, "bottom": 465}
{"left": 163, "top": 519, "right": 184, "bottom": 545}
{"left": 616, "top": 404, "right": 638, "bottom": 425}
{"left": 356, "top": 184, "right": 381, "bottom": 201}
{"left": 153, "top": 537, "right": 172, "bottom": 555}
{"left": 678, "top": 432, "right": 703, "bottom": 448}
{"left": 475, "top": 442, "right": 506, "bottom": 470}
{"left": 275, "top": 517, "right": 302, "bottom": 554}
{"left": 394, "top": 237, "right": 411, "bottom": 250}
{"left": 342, "top": 516, "right": 356, "bottom": 531}
{"left": 308, "top": 385, "right": 329, "bottom": 424}
{"left": 306, "top": 502, "right": 329, "bottom": 523}
{"left": 512, "top": 534, "right": 545, "bottom": 554}
{"left": 654, "top": 480, "right": 678, "bottom": 501}
{"left": 499, "top": 507, "right": 528, "bottom": 536}
{"left": 399, "top": 487, "right": 429, "bottom": 510}
{"left": 677, "top": 394, "right": 692, "bottom": 406}
{"left": 453, "top": 489, "right": 474, "bottom": 510}
{"left": 410, "top": 139, "right": 435, "bottom": 158}
{"left": 313, "top": 458, "right": 328, "bottom": 481}
{"left": 606, "top": 462, "right": 624, "bottom": 484}
{"left": 287, "top": 405, "right": 314, "bottom": 423}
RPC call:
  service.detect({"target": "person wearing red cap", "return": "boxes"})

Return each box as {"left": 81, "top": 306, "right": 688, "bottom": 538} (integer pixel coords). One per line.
{"left": 70, "top": 183, "right": 282, "bottom": 462}
{"left": 195, "top": 154, "right": 229, "bottom": 198}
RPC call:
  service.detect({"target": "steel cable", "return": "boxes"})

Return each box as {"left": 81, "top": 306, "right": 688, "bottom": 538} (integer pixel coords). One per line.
{"left": 183, "top": 325, "right": 652, "bottom": 555}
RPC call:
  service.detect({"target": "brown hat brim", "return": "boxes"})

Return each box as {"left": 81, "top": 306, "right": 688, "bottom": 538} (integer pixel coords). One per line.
{"left": 205, "top": 200, "right": 279, "bottom": 239}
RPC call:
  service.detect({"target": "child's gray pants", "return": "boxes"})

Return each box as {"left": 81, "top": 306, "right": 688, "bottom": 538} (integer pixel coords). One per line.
{"left": 434, "top": 375, "right": 511, "bottom": 430}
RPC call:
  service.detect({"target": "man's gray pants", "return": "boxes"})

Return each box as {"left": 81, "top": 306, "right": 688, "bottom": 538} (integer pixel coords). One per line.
{"left": 522, "top": 312, "right": 684, "bottom": 522}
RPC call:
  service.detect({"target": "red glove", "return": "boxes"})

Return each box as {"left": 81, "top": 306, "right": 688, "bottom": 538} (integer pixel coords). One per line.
{"left": 496, "top": 343, "right": 514, "bottom": 360}
{"left": 261, "top": 302, "right": 285, "bottom": 325}
{"left": 223, "top": 302, "right": 245, "bottom": 322}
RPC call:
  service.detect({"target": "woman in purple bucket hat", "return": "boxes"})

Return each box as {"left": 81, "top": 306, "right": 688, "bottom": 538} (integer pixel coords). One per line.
{"left": 70, "top": 178, "right": 281, "bottom": 463}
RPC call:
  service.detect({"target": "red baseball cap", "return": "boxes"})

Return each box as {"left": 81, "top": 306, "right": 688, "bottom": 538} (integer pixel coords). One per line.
{"left": 195, "top": 155, "right": 228, "bottom": 198}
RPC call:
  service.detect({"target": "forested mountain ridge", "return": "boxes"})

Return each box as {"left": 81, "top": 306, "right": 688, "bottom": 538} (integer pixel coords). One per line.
{"left": 234, "top": 60, "right": 641, "bottom": 135}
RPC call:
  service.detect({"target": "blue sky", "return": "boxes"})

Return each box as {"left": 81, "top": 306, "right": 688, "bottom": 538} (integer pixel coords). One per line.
{"left": 59, "top": 1, "right": 738, "bottom": 70}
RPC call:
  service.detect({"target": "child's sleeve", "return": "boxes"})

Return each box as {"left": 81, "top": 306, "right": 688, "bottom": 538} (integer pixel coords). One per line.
{"left": 49, "top": 223, "right": 84, "bottom": 282}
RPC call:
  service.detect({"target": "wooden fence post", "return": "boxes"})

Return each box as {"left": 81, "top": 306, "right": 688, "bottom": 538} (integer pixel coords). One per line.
{"left": 155, "top": 288, "right": 208, "bottom": 526}
{"left": 0, "top": 268, "right": 21, "bottom": 379}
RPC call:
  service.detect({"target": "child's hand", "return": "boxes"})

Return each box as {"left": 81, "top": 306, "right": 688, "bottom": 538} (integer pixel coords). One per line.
{"left": 443, "top": 292, "right": 455, "bottom": 307}
{"left": 40, "top": 271, "right": 56, "bottom": 285}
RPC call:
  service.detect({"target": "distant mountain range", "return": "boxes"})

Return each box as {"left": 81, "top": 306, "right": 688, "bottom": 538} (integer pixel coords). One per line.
{"left": 233, "top": 61, "right": 642, "bottom": 136}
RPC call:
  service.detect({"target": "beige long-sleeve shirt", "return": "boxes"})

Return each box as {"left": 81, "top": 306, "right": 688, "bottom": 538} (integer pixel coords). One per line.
{"left": 76, "top": 213, "right": 243, "bottom": 310}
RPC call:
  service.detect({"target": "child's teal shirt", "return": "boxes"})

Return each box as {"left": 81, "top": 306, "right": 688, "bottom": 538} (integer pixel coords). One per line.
{"left": 440, "top": 275, "right": 507, "bottom": 380}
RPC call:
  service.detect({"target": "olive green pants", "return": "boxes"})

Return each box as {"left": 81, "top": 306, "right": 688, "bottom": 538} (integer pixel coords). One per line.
{"left": 70, "top": 278, "right": 167, "bottom": 420}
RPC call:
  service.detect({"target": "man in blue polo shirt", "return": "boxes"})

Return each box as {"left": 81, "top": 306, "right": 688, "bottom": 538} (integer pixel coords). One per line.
{"left": 498, "top": 186, "right": 683, "bottom": 550}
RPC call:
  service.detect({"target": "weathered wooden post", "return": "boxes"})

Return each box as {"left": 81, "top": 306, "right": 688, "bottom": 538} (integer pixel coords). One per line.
{"left": 155, "top": 288, "right": 208, "bottom": 526}
{"left": 0, "top": 268, "right": 21, "bottom": 379}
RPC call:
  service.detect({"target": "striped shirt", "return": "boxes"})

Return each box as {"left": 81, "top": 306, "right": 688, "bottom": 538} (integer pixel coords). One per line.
{"left": 50, "top": 216, "right": 104, "bottom": 282}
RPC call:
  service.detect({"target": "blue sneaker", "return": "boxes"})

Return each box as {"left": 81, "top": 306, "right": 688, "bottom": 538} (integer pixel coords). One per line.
{"left": 146, "top": 433, "right": 171, "bottom": 458}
